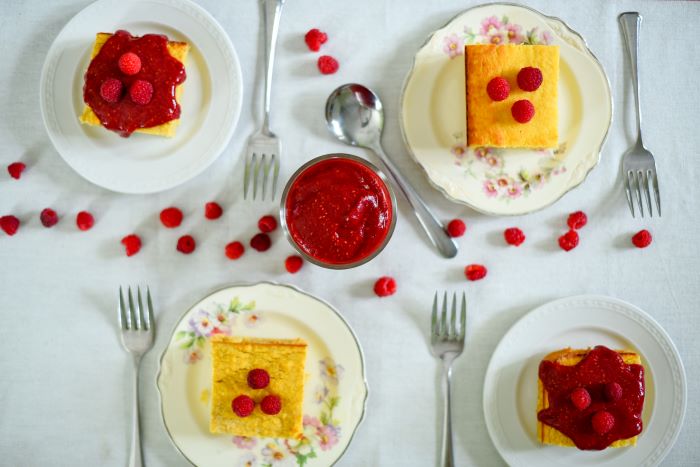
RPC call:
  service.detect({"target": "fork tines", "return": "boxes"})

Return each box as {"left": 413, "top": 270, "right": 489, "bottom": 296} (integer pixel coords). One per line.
{"left": 624, "top": 167, "right": 661, "bottom": 218}
{"left": 118, "top": 286, "right": 153, "bottom": 331}
{"left": 431, "top": 291, "right": 467, "bottom": 340}
{"left": 244, "top": 152, "right": 279, "bottom": 201}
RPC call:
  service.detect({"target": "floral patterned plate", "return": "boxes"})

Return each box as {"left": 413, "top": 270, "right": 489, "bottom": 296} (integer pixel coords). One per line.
{"left": 400, "top": 3, "right": 612, "bottom": 215}
{"left": 156, "top": 282, "right": 368, "bottom": 467}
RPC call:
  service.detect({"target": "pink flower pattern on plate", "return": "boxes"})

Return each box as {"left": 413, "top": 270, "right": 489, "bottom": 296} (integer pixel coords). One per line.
{"left": 480, "top": 16, "right": 503, "bottom": 35}
{"left": 442, "top": 33, "right": 464, "bottom": 58}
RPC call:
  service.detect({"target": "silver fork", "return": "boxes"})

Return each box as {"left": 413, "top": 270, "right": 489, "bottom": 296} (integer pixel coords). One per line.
{"left": 430, "top": 292, "right": 467, "bottom": 467}
{"left": 243, "top": 0, "right": 284, "bottom": 201}
{"left": 118, "top": 286, "right": 155, "bottom": 467}
{"left": 620, "top": 12, "right": 661, "bottom": 218}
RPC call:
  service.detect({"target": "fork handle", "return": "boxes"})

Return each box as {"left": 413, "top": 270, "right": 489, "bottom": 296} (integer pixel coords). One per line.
{"left": 619, "top": 12, "right": 644, "bottom": 146}
{"left": 128, "top": 356, "right": 143, "bottom": 467}
{"left": 261, "top": 0, "right": 284, "bottom": 135}
{"left": 440, "top": 361, "right": 455, "bottom": 467}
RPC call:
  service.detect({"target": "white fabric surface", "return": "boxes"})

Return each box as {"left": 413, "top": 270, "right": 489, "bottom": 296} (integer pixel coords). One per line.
{"left": 1, "top": 0, "right": 699, "bottom": 466}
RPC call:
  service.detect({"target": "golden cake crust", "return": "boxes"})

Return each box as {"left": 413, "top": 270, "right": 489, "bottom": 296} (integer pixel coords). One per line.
{"left": 465, "top": 44, "right": 559, "bottom": 148}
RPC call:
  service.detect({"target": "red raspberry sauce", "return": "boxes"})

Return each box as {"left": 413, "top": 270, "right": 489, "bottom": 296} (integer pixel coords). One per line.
{"left": 284, "top": 157, "right": 393, "bottom": 265}
{"left": 83, "top": 30, "right": 186, "bottom": 136}
{"left": 537, "top": 345, "right": 645, "bottom": 450}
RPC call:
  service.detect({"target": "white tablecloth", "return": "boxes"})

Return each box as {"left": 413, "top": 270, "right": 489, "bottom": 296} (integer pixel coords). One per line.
{"left": 1, "top": 0, "right": 698, "bottom": 465}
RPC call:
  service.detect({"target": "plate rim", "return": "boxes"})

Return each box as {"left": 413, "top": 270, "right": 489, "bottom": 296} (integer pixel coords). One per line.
{"left": 38, "top": 0, "right": 243, "bottom": 194}
{"left": 398, "top": 1, "right": 614, "bottom": 216}
{"left": 154, "top": 281, "right": 370, "bottom": 467}
{"left": 482, "top": 294, "right": 687, "bottom": 466}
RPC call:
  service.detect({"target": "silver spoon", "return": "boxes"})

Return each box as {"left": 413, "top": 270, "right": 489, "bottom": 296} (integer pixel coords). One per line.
{"left": 325, "top": 83, "right": 458, "bottom": 259}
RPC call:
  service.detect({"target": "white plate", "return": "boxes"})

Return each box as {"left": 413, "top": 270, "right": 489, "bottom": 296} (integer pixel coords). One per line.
{"left": 400, "top": 3, "right": 612, "bottom": 215}
{"left": 39, "top": 0, "right": 242, "bottom": 194}
{"left": 483, "top": 295, "right": 686, "bottom": 466}
{"left": 157, "top": 282, "right": 368, "bottom": 467}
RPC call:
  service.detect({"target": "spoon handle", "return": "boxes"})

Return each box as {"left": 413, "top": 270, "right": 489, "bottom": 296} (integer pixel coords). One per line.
{"left": 370, "top": 144, "right": 458, "bottom": 258}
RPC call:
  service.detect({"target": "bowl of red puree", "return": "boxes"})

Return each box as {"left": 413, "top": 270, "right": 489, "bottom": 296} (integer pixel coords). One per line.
{"left": 281, "top": 154, "right": 397, "bottom": 269}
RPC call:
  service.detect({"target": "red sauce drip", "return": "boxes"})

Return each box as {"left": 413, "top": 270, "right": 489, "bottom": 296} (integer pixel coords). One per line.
{"left": 285, "top": 158, "right": 393, "bottom": 265}
{"left": 83, "top": 30, "right": 186, "bottom": 137}
{"left": 538, "top": 345, "right": 645, "bottom": 450}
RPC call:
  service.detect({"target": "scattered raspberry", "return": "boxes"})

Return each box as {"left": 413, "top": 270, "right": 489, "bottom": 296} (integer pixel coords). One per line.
{"left": 250, "top": 233, "right": 272, "bottom": 252}
{"left": 504, "top": 227, "right": 526, "bottom": 246}
{"left": 160, "top": 207, "right": 183, "bottom": 228}
{"left": 558, "top": 230, "right": 579, "bottom": 251}
{"left": 317, "top": 55, "right": 339, "bottom": 75}
{"left": 40, "top": 208, "right": 59, "bottom": 228}
{"left": 304, "top": 28, "right": 328, "bottom": 52}
{"left": 232, "top": 395, "right": 255, "bottom": 417}
{"left": 177, "top": 235, "right": 196, "bottom": 254}
{"left": 604, "top": 382, "right": 623, "bottom": 402}
{"left": 76, "top": 211, "right": 95, "bottom": 231}
{"left": 517, "top": 66, "right": 543, "bottom": 91}
{"left": 260, "top": 395, "right": 282, "bottom": 415}
{"left": 285, "top": 255, "right": 304, "bottom": 273}
{"left": 118, "top": 52, "right": 142, "bottom": 75}
{"left": 465, "top": 264, "right": 487, "bottom": 281}
{"left": 7, "top": 162, "right": 26, "bottom": 180}
{"left": 511, "top": 99, "right": 535, "bottom": 123}
{"left": 373, "top": 276, "right": 397, "bottom": 297}
{"left": 486, "top": 76, "right": 510, "bottom": 101}
{"left": 632, "top": 229, "right": 652, "bottom": 248}
{"left": 204, "top": 202, "right": 223, "bottom": 220}
{"left": 570, "top": 387, "right": 591, "bottom": 410}
{"left": 100, "top": 78, "right": 123, "bottom": 103}
{"left": 0, "top": 215, "right": 20, "bottom": 236}
{"left": 446, "top": 219, "right": 466, "bottom": 238}
{"left": 121, "top": 234, "right": 142, "bottom": 257}
{"left": 129, "top": 80, "right": 153, "bottom": 105}
{"left": 258, "top": 215, "right": 278, "bottom": 233}
{"left": 591, "top": 411, "right": 615, "bottom": 435}
{"left": 567, "top": 211, "right": 588, "bottom": 230}
{"left": 225, "top": 241, "right": 245, "bottom": 260}
{"left": 247, "top": 369, "right": 270, "bottom": 389}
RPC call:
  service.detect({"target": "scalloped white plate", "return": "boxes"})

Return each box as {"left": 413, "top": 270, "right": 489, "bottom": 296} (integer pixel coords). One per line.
{"left": 39, "top": 0, "right": 242, "bottom": 194}
{"left": 400, "top": 3, "right": 612, "bottom": 215}
{"left": 483, "top": 295, "right": 686, "bottom": 466}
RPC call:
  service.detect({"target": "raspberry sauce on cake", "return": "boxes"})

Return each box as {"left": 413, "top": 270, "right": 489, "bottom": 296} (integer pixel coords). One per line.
{"left": 83, "top": 30, "right": 186, "bottom": 137}
{"left": 537, "top": 345, "right": 645, "bottom": 450}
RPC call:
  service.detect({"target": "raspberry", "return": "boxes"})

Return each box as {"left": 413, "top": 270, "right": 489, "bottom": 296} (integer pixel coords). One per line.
{"left": 304, "top": 28, "right": 328, "bottom": 52}
{"left": 76, "top": 211, "right": 95, "bottom": 231}
{"left": 511, "top": 99, "right": 535, "bottom": 123}
{"left": 446, "top": 219, "right": 466, "bottom": 238}
{"left": 7, "top": 162, "right": 26, "bottom": 179}
{"left": 604, "top": 382, "right": 623, "bottom": 402}
{"left": 504, "top": 227, "right": 525, "bottom": 246}
{"left": 373, "top": 276, "right": 397, "bottom": 297}
{"left": 567, "top": 211, "right": 588, "bottom": 230}
{"left": 486, "top": 77, "right": 510, "bottom": 101}
{"left": 465, "top": 264, "right": 487, "bottom": 281}
{"left": 570, "top": 387, "right": 591, "bottom": 410}
{"left": 204, "top": 202, "right": 223, "bottom": 220}
{"left": 258, "top": 215, "right": 278, "bottom": 233}
{"left": 260, "top": 395, "right": 282, "bottom": 415}
{"left": 317, "top": 55, "right": 339, "bottom": 75}
{"left": 129, "top": 79, "right": 153, "bottom": 105}
{"left": 517, "top": 66, "right": 543, "bottom": 91}
{"left": 232, "top": 395, "right": 255, "bottom": 417}
{"left": 121, "top": 234, "right": 142, "bottom": 257}
{"left": 118, "top": 52, "right": 141, "bottom": 75}
{"left": 0, "top": 215, "right": 20, "bottom": 236}
{"left": 160, "top": 207, "right": 183, "bottom": 228}
{"left": 632, "top": 229, "right": 652, "bottom": 248}
{"left": 591, "top": 411, "right": 615, "bottom": 435}
{"left": 247, "top": 369, "right": 270, "bottom": 389}
{"left": 40, "top": 208, "right": 59, "bottom": 228}
{"left": 177, "top": 235, "right": 196, "bottom": 254}
{"left": 100, "top": 78, "right": 123, "bottom": 103}
{"left": 250, "top": 233, "right": 272, "bottom": 252}
{"left": 225, "top": 241, "right": 245, "bottom": 260}
{"left": 558, "top": 230, "right": 579, "bottom": 251}
{"left": 285, "top": 255, "right": 304, "bottom": 273}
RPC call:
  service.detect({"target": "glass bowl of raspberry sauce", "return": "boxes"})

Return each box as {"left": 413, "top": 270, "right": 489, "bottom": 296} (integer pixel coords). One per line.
{"left": 280, "top": 154, "right": 397, "bottom": 269}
